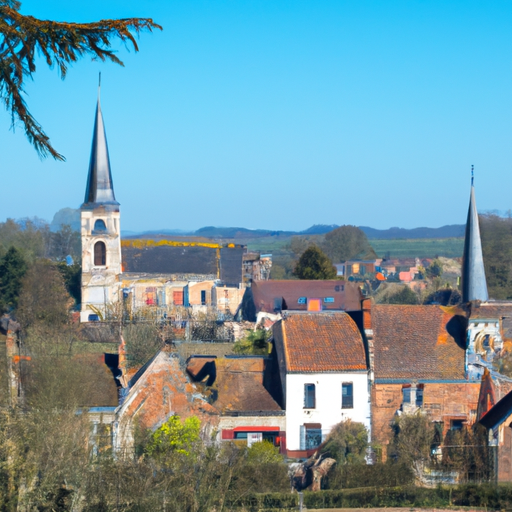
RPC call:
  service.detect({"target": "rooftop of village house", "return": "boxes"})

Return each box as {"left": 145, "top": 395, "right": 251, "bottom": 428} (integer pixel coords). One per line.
{"left": 273, "top": 312, "right": 367, "bottom": 373}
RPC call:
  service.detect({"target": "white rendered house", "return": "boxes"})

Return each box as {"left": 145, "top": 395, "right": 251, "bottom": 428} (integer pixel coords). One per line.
{"left": 272, "top": 312, "right": 370, "bottom": 456}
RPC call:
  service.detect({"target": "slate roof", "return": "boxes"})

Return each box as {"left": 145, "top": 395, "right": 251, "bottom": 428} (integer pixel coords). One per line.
{"left": 469, "top": 302, "right": 512, "bottom": 341}
{"left": 121, "top": 242, "right": 244, "bottom": 282}
{"left": 186, "top": 356, "right": 282, "bottom": 413}
{"left": 372, "top": 305, "right": 466, "bottom": 380}
{"left": 249, "top": 280, "right": 362, "bottom": 314}
{"left": 220, "top": 247, "right": 244, "bottom": 285}
{"left": 461, "top": 182, "right": 488, "bottom": 302}
{"left": 122, "top": 244, "right": 218, "bottom": 275}
{"left": 82, "top": 93, "right": 119, "bottom": 211}
{"left": 275, "top": 312, "right": 367, "bottom": 373}
{"left": 479, "top": 390, "right": 512, "bottom": 429}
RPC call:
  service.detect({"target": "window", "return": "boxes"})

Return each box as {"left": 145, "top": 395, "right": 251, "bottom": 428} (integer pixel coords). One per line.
{"left": 402, "top": 386, "right": 411, "bottom": 404}
{"left": 324, "top": 297, "right": 335, "bottom": 303}
{"left": 145, "top": 287, "right": 156, "bottom": 306}
{"left": 416, "top": 386, "right": 424, "bottom": 407}
{"left": 201, "top": 290, "right": 207, "bottom": 305}
{"left": 307, "top": 298, "right": 322, "bottom": 311}
{"left": 93, "top": 219, "right": 107, "bottom": 232}
{"left": 304, "top": 384, "right": 316, "bottom": 408}
{"left": 298, "top": 297, "right": 307, "bottom": 304}
{"left": 234, "top": 431, "right": 279, "bottom": 445}
{"left": 94, "top": 241, "right": 106, "bottom": 266}
{"left": 173, "top": 290, "right": 184, "bottom": 305}
{"left": 305, "top": 428, "right": 322, "bottom": 449}
{"left": 450, "top": 419, "right": 464, "bottom": 431}
{"left": 300, "top": 424, "right": 322, "bottom": 450}
{"left": 360, "top": 265, "right": 366, "bottom": 275}
{"left": 342, "top": 383, "right": 353, "bottom": 408}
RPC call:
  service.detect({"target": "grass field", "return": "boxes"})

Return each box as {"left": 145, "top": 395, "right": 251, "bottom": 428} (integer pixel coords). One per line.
{"left": 242, "top": 235, "right": 464, "bottom": 260}
{"left": 369, "top": 237, "right": 464, "bottom": 259}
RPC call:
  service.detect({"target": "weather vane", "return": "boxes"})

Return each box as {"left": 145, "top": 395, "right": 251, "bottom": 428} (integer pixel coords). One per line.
{"left": 471, "top": 165, "right": 474, "bottom": 186}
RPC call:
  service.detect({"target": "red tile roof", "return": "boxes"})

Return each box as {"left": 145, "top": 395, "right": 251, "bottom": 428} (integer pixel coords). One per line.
{"left": 250, "top": 280, "right": 363, "bottom": 314}
{"left": 274, "top": 312, "right": 367, "bottom": 372}
{"left": 372, "top": 305, "right": 466, "bottom": 380}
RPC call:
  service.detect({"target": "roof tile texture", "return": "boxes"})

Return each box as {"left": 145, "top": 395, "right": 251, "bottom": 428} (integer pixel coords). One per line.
{"left": 372, "top": 305, "right": 465, "bottom": 380}
{"left": 278, "top": 312, "right": 367, "bottom": 372}
{"left": 186, "top": 357, "right": 282, "bottom": 413}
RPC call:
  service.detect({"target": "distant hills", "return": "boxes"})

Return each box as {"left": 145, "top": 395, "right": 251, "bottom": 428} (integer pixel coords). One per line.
{"left": 49, "top": 208, "right": 465, "bottom": 240}
{"left": 359, "top": 224, "right": 465, "bottom": 240}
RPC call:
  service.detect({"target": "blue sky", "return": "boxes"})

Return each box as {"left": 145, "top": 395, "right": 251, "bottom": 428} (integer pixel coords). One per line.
{"left": 1, "top": 0, "right": 512, "bottom": 232}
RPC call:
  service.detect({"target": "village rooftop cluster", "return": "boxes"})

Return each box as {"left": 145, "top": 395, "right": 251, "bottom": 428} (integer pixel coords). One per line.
{"left": 5, "top": 90, "right": 512, "bottom": 484}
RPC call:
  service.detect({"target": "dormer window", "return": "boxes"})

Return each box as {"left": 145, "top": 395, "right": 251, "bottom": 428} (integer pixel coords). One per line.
{"left": 93, "top": 219, "right": 107, "bottom": 233}
{"left": 94, "top": 241, "right": 106, "bottom": 266}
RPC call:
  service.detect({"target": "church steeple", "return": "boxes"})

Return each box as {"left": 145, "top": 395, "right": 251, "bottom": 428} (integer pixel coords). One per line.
{"left": 82, "top": 82, "right": 119, "bottom": 210}
{"left": 461, "top": 167, "right": 488, "bottom": 303}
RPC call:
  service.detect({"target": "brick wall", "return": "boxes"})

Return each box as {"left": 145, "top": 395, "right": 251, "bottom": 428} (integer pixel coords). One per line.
{"left": 372, "top": 381, "right": 480, "bottom": 461}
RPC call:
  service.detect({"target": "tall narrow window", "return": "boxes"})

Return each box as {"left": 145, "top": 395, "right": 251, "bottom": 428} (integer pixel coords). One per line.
{"left": 304, "top": 384, "right": 316, "bottom": 409}
{"left": 201, "top": 290, "right": 207, "bottom": 305}
{"left": 342, "top": 383, "right": 353, "bottom": 409}
{"left": 94, "top": 241, "right": 106, "bottom": 266}
{"left": 416, "top": 386, "right": 424, "bottom": 407}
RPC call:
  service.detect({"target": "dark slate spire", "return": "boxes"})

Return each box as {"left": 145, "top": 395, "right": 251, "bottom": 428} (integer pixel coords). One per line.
{"left": 461, "top": 167, "right": 488, "bottom": 303}
{"left": 82, "top": 81, "right": 119, "bottom": 210}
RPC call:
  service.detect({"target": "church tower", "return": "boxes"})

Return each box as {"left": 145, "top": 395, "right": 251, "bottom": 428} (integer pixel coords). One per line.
{"left": 461, "top": 170, "right": 488, "bottom": 303}
{"left": 80, "top": 85, "right": 122, "bottom": 322}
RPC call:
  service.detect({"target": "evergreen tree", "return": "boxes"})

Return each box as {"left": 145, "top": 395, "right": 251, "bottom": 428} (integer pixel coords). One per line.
{"left": 1, "top": 1, "right": 161, "bottom": 159}
{"left": 0, "top": 246, "right": 27, "bottom": 312}
{"left": 293, "top": 245, "right": 337, "bottom": 280}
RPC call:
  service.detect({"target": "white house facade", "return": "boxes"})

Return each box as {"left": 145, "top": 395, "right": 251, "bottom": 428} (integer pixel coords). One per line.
{"left": 272, "top": 311, "right": 370, "bottom": 456}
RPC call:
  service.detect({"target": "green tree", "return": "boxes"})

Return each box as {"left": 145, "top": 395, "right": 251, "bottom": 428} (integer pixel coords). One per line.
{"left": 233, "top": 329, "right": 270, "bottom": 355}
{"left": 293, "top": 245, "right": 336, "bottom": 280}
{"left": 49, "top": 225, "right": 81, "bottom": 261}
{"left": 146, "top": 415, "right": 200, "bottom": 458}
{"left": 0, "top": 246, "right": 27, "bottom": 312}
{"left": 320, "top": 419, "right": 368, "bottom": 465}
{"left": 390, "top": 412, "right": 435, "bottom": 477}
{"left": 288, "top": 235, "right": 320, "bottom": 257}
{"left": 16, "top": 259, "right": 71, "bottom": 329}
{"left": 379, "top": 285, "right": 419, "bottom": 305}
{"left": 57, "top": 261, "right": 81, "bottom": 306}
{"left": 246, "top": 440, "right": 283, "bottom": 464}
{"left": 480, "top": 214, "right": 512, "bottom": 299}
{"left": 0, "top": 218, "right": 48, "bottom": 262}
{"left": 123, "top": 323, "right": 163, "bottom": 369}
{"left": 321, "top": 225, "right": 376, "bottom": 263}
{"left": 1, "top": 1, "right": 161, "bottom": 160}
{"left": 425, "top": 258, "right": 443, "bottom": 278}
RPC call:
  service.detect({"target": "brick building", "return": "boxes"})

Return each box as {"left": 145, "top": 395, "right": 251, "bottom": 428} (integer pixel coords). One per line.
{"left": 370, "top": 304, "right": 480, "bottom": 460}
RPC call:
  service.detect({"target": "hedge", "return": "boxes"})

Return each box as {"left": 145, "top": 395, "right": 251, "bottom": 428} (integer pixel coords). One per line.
{"left": 229, "top": 484, "right": 512, "bottom": 510}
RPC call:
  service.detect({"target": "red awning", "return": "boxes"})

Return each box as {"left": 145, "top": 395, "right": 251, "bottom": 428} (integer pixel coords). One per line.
{"left": 233, "top": 426, "right": 280, "bottom": 432}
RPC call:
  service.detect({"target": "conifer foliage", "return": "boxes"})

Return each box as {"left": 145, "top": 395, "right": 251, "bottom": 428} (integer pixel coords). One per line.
{"left": 0, "top": 0, "right": 161, "bottom": 159}
{"left": 293, "top": 245, "right": 337, "bottom": 280}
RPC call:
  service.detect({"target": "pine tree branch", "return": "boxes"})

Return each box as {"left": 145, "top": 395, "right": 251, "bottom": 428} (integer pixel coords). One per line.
{"left": 0, "top": 3, "right": 162, "bottom": 160}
